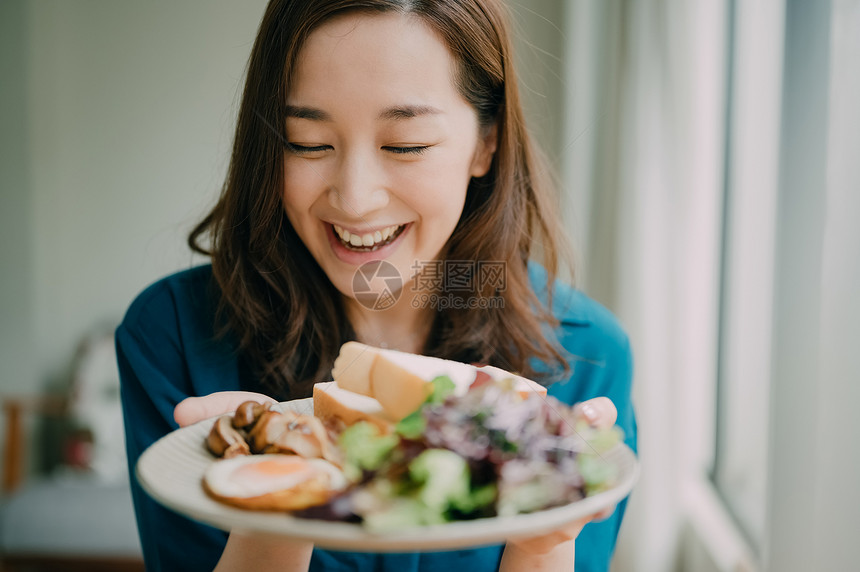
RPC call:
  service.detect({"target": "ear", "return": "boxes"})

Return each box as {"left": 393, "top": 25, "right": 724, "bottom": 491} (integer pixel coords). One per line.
{"left": 469, "top": 122, "right": 498, "bottom": 178}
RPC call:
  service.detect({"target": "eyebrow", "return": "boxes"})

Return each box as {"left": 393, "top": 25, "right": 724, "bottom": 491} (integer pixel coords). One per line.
{"left": 285, "top": 105, "right": 330, "bottom": 121}
{"left": 284, "top": 104, "right": 442, "bottom": 122}
{"left": 378, "top": 105, "right": 442, "bottom": 121}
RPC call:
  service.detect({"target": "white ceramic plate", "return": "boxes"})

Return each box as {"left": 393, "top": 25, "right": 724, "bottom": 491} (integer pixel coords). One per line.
{"left": 136, "top": 398, "right": 639, "bottom": 552}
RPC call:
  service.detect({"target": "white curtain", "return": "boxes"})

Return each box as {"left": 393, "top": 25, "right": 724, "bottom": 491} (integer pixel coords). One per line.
{"left": 562, "top": 0, "right": 860, "bottom": 570}
{"left": 562, "top": 1, "right": 729, "bottom": 570}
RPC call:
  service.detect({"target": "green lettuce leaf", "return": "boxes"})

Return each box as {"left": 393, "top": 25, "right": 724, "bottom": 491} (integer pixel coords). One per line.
{"left": 338, "top": 421, "right": 398, "bottom": 473}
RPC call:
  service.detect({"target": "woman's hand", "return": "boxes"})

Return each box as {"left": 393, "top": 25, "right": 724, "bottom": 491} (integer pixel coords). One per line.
{"left": 174, "top": 391, "right": 314, "bottom": 572}
{"left": 214, "top": 531, "right": 313, "bottom": 572}
{"left": 174, "top": 391, "right": 277, "bottom": 427}
{"left": 500, "top": 396, "right": 618, "bottom": 571}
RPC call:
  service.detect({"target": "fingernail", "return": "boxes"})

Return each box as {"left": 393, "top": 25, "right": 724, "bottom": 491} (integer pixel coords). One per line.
{"left": 581, "top": 403, "right": 598, "bottom": 423}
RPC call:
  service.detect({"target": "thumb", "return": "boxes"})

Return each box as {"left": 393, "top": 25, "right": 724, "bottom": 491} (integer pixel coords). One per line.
{"left": 174, "top": 391, "right": 276, "bottom": 428}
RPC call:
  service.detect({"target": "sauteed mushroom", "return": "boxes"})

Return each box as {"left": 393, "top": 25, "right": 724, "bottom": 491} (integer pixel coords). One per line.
{"left": 207, "top": 404, "right": 344, "bottom": 467}
{"left": 232, "top": 400, "right": 271, "bottom": 431}
{"left": 206, "top": 414, "right": 251, "bottom": 458}
{"left": 246, "top": 410, "right": 299, "bottom": 454}
{"left": 270, "top": 414, "right": 344, "bottom": 466}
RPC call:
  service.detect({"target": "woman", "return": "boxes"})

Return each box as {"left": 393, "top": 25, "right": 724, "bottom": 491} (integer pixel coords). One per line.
{"left": 117, "top": 0, "right": 637, "bottom": 570}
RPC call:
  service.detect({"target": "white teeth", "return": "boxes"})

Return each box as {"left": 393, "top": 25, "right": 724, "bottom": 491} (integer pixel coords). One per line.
{"left": 334, "top": 225, "right": 350, "bottom": 243}
{"left": 333, "top": 223, "right": 403, "bottom": 249}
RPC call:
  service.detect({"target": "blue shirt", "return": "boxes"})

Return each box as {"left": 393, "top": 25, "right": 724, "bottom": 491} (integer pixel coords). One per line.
{"left": 117, "top": 263, "right": 637, "bottom": 571}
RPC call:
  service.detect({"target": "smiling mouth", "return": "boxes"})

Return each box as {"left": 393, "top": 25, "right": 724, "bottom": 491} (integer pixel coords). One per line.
{"left": 332, "top": 223, "right": 407, "bottom": 252}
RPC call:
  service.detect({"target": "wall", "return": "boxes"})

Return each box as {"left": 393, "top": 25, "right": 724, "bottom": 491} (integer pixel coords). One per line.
{"left": 1, "top": 1, "right": 37, "bottom": 397}
{"left": 0, "top": 1, "right": 268, "bottom": 404}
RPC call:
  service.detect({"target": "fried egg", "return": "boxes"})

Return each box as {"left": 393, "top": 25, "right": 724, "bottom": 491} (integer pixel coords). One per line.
{"left": 203, "top": 454, "right": 347, "bottom": 511}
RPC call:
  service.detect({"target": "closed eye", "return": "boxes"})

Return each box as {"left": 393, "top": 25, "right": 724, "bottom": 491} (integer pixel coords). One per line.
{"left": 383, "top": 145, "right": 431, "bottom": 156}
{"left": 285, "top": 143, "right": 331, "bottom": 155}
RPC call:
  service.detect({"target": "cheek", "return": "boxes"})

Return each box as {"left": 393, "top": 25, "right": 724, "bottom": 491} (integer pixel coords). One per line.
{"left": 401, "top": 155, "right": 471, "bottom": 215}
{"left": 391, "top": 160, "right": 469, "bottom": 259}
{"left": 282, "top": 158, "right": 325, "bottom": 220}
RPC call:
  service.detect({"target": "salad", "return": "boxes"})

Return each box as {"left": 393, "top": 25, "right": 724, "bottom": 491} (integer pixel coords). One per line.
{"left": 296, "top": 376, "right": 623, "bottom": 530}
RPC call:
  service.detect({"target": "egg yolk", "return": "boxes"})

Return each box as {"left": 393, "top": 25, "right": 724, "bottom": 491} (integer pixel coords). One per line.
{"left": 233, "top": 458, "right": 310, "bottom": 481}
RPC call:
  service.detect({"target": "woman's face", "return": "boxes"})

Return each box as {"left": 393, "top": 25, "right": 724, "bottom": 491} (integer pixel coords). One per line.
{"left": 282, "top": 12, "right": 496, "bottom": 303}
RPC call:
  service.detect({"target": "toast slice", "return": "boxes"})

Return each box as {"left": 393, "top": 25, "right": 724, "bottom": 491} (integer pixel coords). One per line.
{"left": 327, "top": 342, "right": 548, "bottom": 422}
{"left": 312, "top": 381, "right": 395, "bottom": 434}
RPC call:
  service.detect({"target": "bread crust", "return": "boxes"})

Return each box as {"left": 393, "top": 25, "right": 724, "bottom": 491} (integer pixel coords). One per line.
{"left": 313, "top": 382, "right": 394, "bottom": 434}
{"left": 331, "top": 341, "right": 380, "bottom": 396}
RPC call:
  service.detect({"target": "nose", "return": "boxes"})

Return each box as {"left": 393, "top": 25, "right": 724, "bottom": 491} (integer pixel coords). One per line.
{"left": 326, "top": 150, "right": 389, "bottom": 217}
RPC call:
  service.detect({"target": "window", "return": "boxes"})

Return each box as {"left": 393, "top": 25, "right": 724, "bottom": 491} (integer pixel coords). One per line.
{"left": 712, "top": 0, "right": 783, "bottom": 554}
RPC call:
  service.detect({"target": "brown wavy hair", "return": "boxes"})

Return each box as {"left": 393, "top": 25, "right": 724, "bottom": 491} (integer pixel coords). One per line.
{"left": 189, "top": 0, "right": 573, "bottom": 399}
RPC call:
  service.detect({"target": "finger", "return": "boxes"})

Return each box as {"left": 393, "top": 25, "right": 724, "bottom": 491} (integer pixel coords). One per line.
{"left": 507, "top": 506, "right": 616, "bottom": 555}
{"left": 174, "top": 391, "right": 276, "bottom": 427}
{"left": 573, "top": 397, "right": 617, "bottom": 428}
{"left": 592, "top": 504, "right": 616, "bottom": 522}
{"left": 507, "top": 517, "right": 589, "bottom": 555}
